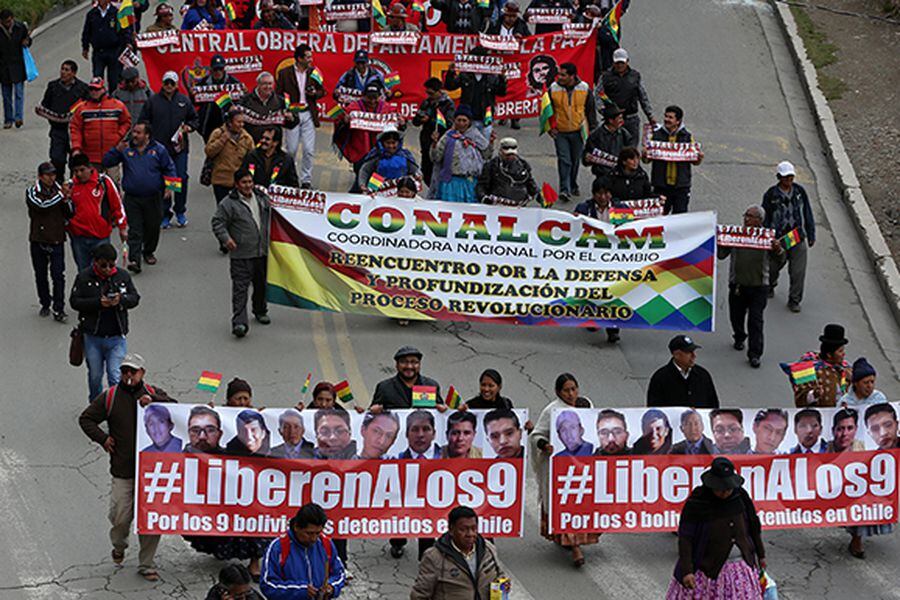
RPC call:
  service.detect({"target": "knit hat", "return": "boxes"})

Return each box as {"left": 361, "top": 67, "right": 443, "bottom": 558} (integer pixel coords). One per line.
{"left": 851, "top": 357, "right": 876, "bottom": 383}
{"left": 226, "top": 377, "right": 252, "bottom": 399}
{"left": 455, "top": 104, "right": 474, "bottom": 119}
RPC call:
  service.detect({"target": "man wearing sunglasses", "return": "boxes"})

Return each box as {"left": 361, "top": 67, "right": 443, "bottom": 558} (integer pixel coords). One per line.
{"left": 79, "top": 352, "right": 175, "bottom": 582}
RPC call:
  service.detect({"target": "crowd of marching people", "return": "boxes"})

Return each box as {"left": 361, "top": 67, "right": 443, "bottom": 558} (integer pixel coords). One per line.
{"left": 2, "top": 0, "right": 893, "bottom": 598}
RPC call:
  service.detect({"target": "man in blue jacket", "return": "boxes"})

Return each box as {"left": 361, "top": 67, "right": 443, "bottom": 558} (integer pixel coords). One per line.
{"left": 102, "top": 122, "right": 176, "bottom": 273}
{"left": 261, "top": 503, "right": 345, "bottom": 599}
{"left": 81, "top": 0, "right": 132, "bottom": 90}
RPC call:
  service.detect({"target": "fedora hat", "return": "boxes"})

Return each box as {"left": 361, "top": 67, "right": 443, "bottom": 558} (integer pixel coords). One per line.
{"left": 818, "top": 323, "right": 848, "bottom": 346}
{"left": 701, "top": 457, "right": 744, "bottom": 491}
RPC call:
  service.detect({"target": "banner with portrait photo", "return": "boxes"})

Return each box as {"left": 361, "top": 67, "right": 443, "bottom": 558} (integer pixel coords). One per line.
{"left": 139, "top": 29, "right": 595, "bottom": 119}
{"left": 267, "top": 192, "right": 717, "bottom": 330}
{"left": 135, "top": 404, "right": 528, "bottom": 538}
{"left": 548, "top": 404, "right": 900, "bottom": 534}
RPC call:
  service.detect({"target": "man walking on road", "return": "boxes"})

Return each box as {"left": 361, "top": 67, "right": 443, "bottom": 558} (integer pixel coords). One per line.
{"left": 66, "top": 153, "right": 127, "bottom": 271}
{"left": 78, "top": 353, "right": 173, "bottom": 582}
{"left": 237, "top": 71, "right": 285, "bottom": 143}
{"left": 81, "top": 0, "right": 132, "bottom": 90}
{"left": 69, "top": 77, "right": 131, "bottom": 170}
{"left": 717, "top": 204, "right": 784, "bottom": 368}
{"left": 582, "top": 104, "right": 632, "bottom": 183}
{"left": 548, "top": 62, "right": 596, "bottom": 202}
{"left": 276, "top": 44, "right": 325, "bottom": 189}
{"left": 102, "top": 122, "right": 176, "bottom": 273}
{"left": 211, "top": 168, "right": 271, "bottom": 338}
{"left": 26, "top": 162, "right": 73, "bottom": 322}
{"left": 646, "top": 105, "right": 703, "bottom": 214}
{"left": 70, "top": 243, "right": 140, "bottom": 400}
{"left": 598, "top": 48, "right": 653, "bottom": 149}
{"left": 0, "top": 9, "right": 33, "bottom": 129}
{"left": 39, "top": 60, "right": 89, "bottom": 177}
{"left": 646, "top": 335, "right": 719, "bottom": 408}
{"left": 762, "top": 160, "right": 815, "bottom": 313}
{"left": 111, "top": 67, "right": 150, "bottom": 134}
{"left": 139, "top": 71, "right": 199, "bottom": 228}
{"left": 241, "top": 126, "right": 300, "bottom": 188}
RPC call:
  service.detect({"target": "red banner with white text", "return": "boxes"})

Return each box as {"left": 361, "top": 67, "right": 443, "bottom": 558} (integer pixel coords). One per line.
{"left": 138, "top": 30, "right": 596, "bottom": 119}
{"left": 136, "top": 405, "right": 527, "bottom": 537}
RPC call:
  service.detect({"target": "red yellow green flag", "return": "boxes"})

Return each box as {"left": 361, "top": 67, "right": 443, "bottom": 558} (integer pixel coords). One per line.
{"left": 117, "top": 0, "right": 135, "bottom": 29}
{"left": 445, "top": 386, "right": 461, "bottom": 409}
{"left": 214, "top": 92, "right": 232, "bottom": 110}
{"left": 309, "top": 67, "right": 324, "bottom": 86}
{"left": 300, "top": 372, "right": 312, "bottom": 394}
{"left": 367, "top": 172, "right": 386, "bottom": 192}
{"left": 435, "top": 109, "right": 447, "bottom": 129}
{"left": 605, "top": 0, "right": 625, "bottom": 43}
{"left": 538, "top": 90, "right": 555, "bottom": 135}
{"left": 197, "top": 371, "right": 223, "bottom": 393}
{"left": 326, "top": 104, "right": 345, "bottom": 119}
{"left": 164, "top": 176, "right": 183, "bottom": 192}
{"left": 412, "top": 385, "right": 437, "bottom": 408}
{"left": 540, "top": 182, "right": 558, "bottom": 208}
{"left": 780, "top": 228, "right": 801, "bottom": 250}
{"left": 373, "top": 0, "right": 387, "bottom": 27}
{"left": 334, "top": 380, "right": 354, "bottom": 403}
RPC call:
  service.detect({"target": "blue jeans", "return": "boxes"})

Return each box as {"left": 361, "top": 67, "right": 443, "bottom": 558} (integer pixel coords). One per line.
{"left": 70, "top": 235, "right": 109, "bottom": 273}
{"left": 1, "top": 81, "right": 24, "bottom": 124}
{"left": 554, "top": 131, "right": 584, "bottom": 196}
{"left": 84, "top": 334, "right": 127, "bottom": 401}
{"left": 163, "top": 151, "right": 189, "bottom": 217}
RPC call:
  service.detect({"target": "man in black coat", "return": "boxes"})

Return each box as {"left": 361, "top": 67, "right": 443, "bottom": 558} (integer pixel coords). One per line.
{"left": 431, "top": 0, "right": 492, "bottom": 33}
{"left": 444, "top": 48, "right": 507, "bottom": 139}
{"left": 411, "top": 78, "right": 455, "bottom": 186}
{"left": 81, "top": 0, "right": 132, "bottom": 90}
{"left": 0, "top": 9, "right": 32, "bottom": 129}
{"left": 645, "top": 104, "right": 704, "bottom": 215}
{"left": 240, "top": 126, "right": 299, "bottom": 188}
{"left": 646, "top": 335, "right": 719, "bottom": 409}
{"left": 371, "top": 346, "right": 443, "bottom": 410}
{"left": 40, "top": 60, "right": 89, "bottom": 176}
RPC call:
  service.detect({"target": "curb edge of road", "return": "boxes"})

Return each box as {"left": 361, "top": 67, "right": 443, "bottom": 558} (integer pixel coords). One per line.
{"left": 31, "top": 1, "right": 91, "bottom": 39}
{"left": 768, "top": 0, "right": 900, "bottom": 328}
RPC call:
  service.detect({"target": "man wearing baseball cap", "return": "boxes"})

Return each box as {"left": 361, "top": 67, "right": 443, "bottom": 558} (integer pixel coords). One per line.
{"left": 139, "top": 71, "right": 199, "bottom": 228}
{"left": 334, "top": 49, "right": 385, "bottom": 103}
{"left": 69, "top": 76, "right": 131, "bottom": 169}
{"left": 197, "top": 54, "right": 242, "bottom": 141}
{"left": 597, "top": 48, "right": 654, "bottom": 151}
{"left": 646, "top": 335, "right": 719, "bottom": 408}
{"left": 761, "top": 160, "right": 815, "bottom": 312}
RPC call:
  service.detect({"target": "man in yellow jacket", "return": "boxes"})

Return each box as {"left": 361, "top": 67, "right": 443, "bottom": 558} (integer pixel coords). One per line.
{"left": 548, "top": 63, "right": 597, "bottom": 202}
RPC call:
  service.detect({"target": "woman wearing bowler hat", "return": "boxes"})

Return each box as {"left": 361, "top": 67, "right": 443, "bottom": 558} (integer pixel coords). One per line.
{"left": 666, "top": 457, "right": 766, "bottom": 600}
{"left": 791, "top": 323, "right": 852, "bottom": 408}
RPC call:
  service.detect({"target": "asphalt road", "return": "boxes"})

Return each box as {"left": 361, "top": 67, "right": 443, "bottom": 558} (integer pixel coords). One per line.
{"left": 0, "top": 0, "right": 898, "bottom": 598}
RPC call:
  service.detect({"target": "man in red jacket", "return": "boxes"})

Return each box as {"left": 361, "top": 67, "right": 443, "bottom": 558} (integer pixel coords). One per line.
{"left": 69, "top": 77, "right": 131, "bottom": 169}
{"left": 67, "top": 153, "right": 127, "bottom": 271}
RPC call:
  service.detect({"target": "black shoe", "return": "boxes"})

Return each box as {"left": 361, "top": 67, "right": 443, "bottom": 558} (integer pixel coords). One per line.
{"left": 255, "top": 313, "right": 271, "bottom": 325}
{"left": 219, "top": 244, "right": 229, "bottom": 255}
{"left": 749, "top": 357, "right": 761, "bottom": 368}
{"left": 733, "top": 339, "right": 744, "bottom": 351}
{"left": 39, "top": 307, "right": 50, "bottom": 318}
{"left": 571, "top": 186, "right": 581, "bottom": 197}
{"left": 144, "top": 254, "right": 157, "bottom": 265}
{"left": 390, "top": 545, "right": 405, "bottom": 559}
{"left": 510, "top": 119, "right": 521, "bottom": 130}
{"left": 301, "top": 182, "right": 312, "bottom": 190}
{"left": 559, "top": 193, "right": 571, "bottom": 203}
{"left": 788, "top": 302, "right": 801, "bottom": 313}
{"left": 606, "top": 330, "right": 620, "bottom": 343}
{"left": 53, "top": 311, "right": 68, "bottom": 323}
{"left": 232, "top": 325, "right": 248, "bottom": 338}
{"left": 767, "top": 288, "right": 775, "bottom": 299}
{"left": 15, "top": 119, "right": 22, "bottom": 129}
{"left": 127, "top": 261, "right": 141, "bottom": 273}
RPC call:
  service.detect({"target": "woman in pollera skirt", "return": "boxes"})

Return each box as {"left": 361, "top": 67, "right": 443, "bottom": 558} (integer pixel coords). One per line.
{"left": 666, "top": 457, "right": 766, "bottom": 600}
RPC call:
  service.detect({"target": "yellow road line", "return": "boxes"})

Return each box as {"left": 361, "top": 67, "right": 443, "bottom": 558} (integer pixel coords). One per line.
{"left": 311, "top": 312, "right": 339, "bottom": 384}
{"left": 331, "top": 313, "right": 370, "bottom": 406}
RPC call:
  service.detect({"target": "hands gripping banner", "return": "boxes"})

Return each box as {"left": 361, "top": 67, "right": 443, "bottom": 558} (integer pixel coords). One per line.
{"left": 548, "top": 405, "right": 900, "bottom": 534}
{"left": 136, "top": 405, "right": 528, "bottom": 538}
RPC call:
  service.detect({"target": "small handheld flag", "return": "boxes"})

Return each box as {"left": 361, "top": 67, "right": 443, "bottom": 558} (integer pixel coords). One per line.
{"left": 326, "top": 104, "right": 345, "bottom": 119}
{"left": 384, "top": 71, "right": 401, "bottom": 89}
{"left": 604, "top": 0, "right": 625, "bottom": 43}
{"left": 301, "top": 372, "right": 312, "bottom": 394}
{"left": 412, "top": 0, "right": 425, "bottom": 12}
{"left": 270, "top": 166, "right": 281, "bottom": 183}
{"left": 484, "top": 106, "right": 493, "bottom": 126}
{"left": 435, "top": 109, "right": 448, "bottom": 129}
{"left": 609, "top": 207, "right": 635, "bottom": 225}
{"left": 164, "top": 176, "right": 183, "bottom": 193}
{"left": 445, "top": 386, "right": 461, "bottom": 409}
{"left": 197, "top": 371, "right": 223, "bottom": 393}
{"left": 780, "top": 361, "right": 817, "bottom": 386}
{"left": 373, "top": 0, "right": 387, "bottom": 27}
{"left": 334, "top": 380, "right": 355, "bottom": 404}
{"left": 309, "top": 67, "right": 324, "bottom": 86}
{"left": 477, "top": 0, "right": 490, "bottom": 8}
{"left": 540, "top": 182, "right": 558, "bottom": 208}
{"left": 780, "top": 228, "right": 801, "bottom": 250}
{"left": 117, "top": 0, "right": 136, "bottom": 29}
{"left": 367, "top": 172, "right": 386, "bottom": 192}
{"left": 214, "top": 92, "right": 233, "bottom": 110}
{"left": 224, "top": 2, "right": 237, "bottom": 20}
{"left": 412, "top": 386, "right": 437, "bottom": 408}
{"left": 538, "top": 90, "right": 556, "bottom": 135}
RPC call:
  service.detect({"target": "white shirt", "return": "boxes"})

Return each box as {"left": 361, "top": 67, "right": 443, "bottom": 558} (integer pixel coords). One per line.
{"left": 240, "top": 193, "right": 261, "bottom": 231}
{"left": 676, "top": 364, "right": 691, "bottom": 379}
{"left": 499, "top": 24, "right": 515, "bottom": 37}
{"left": 294, "top": 66, "right": 308, "bottom": 106}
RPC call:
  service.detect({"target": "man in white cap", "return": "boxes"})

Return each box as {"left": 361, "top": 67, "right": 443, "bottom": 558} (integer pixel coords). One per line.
{"left": 475, "top": 137, "right": 538, "bottom": 206}
{"left": 761, "top": 160, "right": 815, "bottom": 312}
{"left": 79, "top": 352, "right": 175, "bottom": 582}
{"left": 139, "top": 71, "right": 199, "bottom": 228}
{"left": 597, "top": 48, "right": 654, "bottom": 148}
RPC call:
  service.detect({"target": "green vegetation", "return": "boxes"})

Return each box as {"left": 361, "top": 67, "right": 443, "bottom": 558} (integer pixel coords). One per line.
{"left": 0, "top": 0, "right": 73, "bottom": 29}
{"left": 790, "top": 5, "right": 849, "bottom": 101}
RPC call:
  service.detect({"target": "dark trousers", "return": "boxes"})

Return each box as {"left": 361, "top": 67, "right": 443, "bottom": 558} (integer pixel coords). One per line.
{"left": 49, "top": 127, "right": 70, "bottom": 178}
{"left": 163, "top": 151, "right": 189, "bottom": 217}
{"left": 624, "top": 114, "right": 641, "bottom": 149}
{"left": 390, "top": 538, "right": 435, "bottom": 560}
{"left": 92, "top": 47, "right": 122, "bottom": 90}
{"left": 769, "top": 241, "right": 807, "bottom": 306}
{"left": 30, "top": 242, "right": 66, "bottom": 313}
{"left": 123, "top": 193, "right": 162, "bottom": 264}
{"left": 348, "top": 159, "right": 364, "bottom": 194}
{"left": 213, "top": 185, "right": 232, "bottom": 204}
{"left": 230, "top": 257, "right": 268, "bottom": 328}
{"left": 728, "top": 284, "right": 767, "bottom": 359}
{"left": 657, "top": 185, "right": 691, "bottom": 214}
{"left": 333, "top": 539, "right": 348, "bottom": 564}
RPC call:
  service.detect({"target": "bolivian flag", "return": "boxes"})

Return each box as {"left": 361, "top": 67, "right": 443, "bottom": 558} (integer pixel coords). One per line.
{"left": 412, "top": 385, "right": 437, "bottom": 408}
{"left": 779, "top": 361, "right": 817, "bottom": 386}
{"left": 605, "top": 0, "right": 625, "bottom": 43}
{"left": 373, "top": 0, "right": 387, "bottom": 27}
{"left": 780, "top": 228, "right": 801, "bottom": 250}
{"left": 384, "top": 71, "right": 401, "bottom": 89}
{"left": 538, "top": 90, "right": 555, "bottom": 135}
{"left": 367, "top": 172, "right": 385, "bottom": 192}
{"left": 164, "top": 176, "right": 183, "bottom": 192}
{"left": 214, "top": 92, "right": 233, "bottom": 110}
{"left": 334, "top": 380, "right": 354, "bottom": 404}
{"left": 197, "top": 371, "right": 223, "bottom": 393}
{"left": 310, "top": 67, "right": 324, "bottom": 86}
{"left": 326, "top": 104, "right": 345, "bottom": 119}
{"left": 445, "top": 385, "right": 461, "bottom": 409}
{"left": 609, "top": 207, "right": 636, "bottom": 225}
{"left": 117, "top": 0, "right": 135, "bottom": 29}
